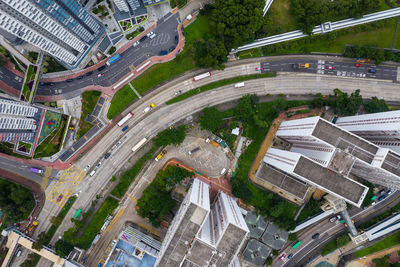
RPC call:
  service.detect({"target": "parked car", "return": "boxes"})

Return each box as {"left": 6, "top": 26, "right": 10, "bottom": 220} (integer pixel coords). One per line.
{"left": 378, "top": 194, "right": 388, "bottom": 201}
{"left": 175, "top": 35, "right": 179, "bottom": 44}
{"left": 84, "top": 164, "right": 90, "bottom": 172}
{"left": 355, "top": 63, "right": 362, "bottom": 67}
{"left": 169, "top": 46, "right": 176, "bottom": 52}
{"left": 378, "top": 189, "right": 386, "bottom": 195}
{"left": 66, "top": 79, "right": 73, "bottom": 82}
{"left": 326, "top": 66, "right": 334, "bottom": 70}
{"left": 369, "top": 69, "right": 376, "bottom": 73}
{"left": 387, "top": 189, "right": 393, "bottom": 195}
{"left": 96, "top": 73, "right": 104, "bottom": 78}
{"left": 97, "top": 65, "right": 106, "bottom": 71}
{"left": 77, "top": 76, "right": 83, "bottom": 79}
{"left": 147, "top": 31, "right": 154, "bottom": 37}
{"left": 149, "top": 32, "right": 157, "bottom": 39}
{"left": 47, "top": 82, "right": 55, "bottom": 86}
{"left": 256, "top": 67, "right": 263, "bottom": 71}
{"left": 287, "top": 254, "right": 293, "bottom": 259}
{"left": 159, "top": 50, "right": 168, "bottom": 55}
{"left": 133, "top": 41, "right": 140, "bottom": 47}
{"left": 139, "top": 36, "right": 147, "bottom": 42}
{"left": 39, "top": 82, "right": 45, "bottom": 86}
{"left": 86, "top": 71, "right": 93, "bottom": 76}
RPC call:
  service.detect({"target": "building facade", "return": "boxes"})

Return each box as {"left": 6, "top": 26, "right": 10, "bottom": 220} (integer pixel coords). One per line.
{"left": 0, "top": 0, "right": 104, "bottom": 68}
{"left": 156, "top": 179, "right": 249, "bottom": 267}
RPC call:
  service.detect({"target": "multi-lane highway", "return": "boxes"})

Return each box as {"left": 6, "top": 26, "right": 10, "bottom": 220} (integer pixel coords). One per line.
{"left": 261, "top": 58, "right": 398, "bottom": 81}
{"left": 36, "top": 13, "right": 180, "bottom": 97}
{"left": 277, "top": 191, "right": 400, "bottom": 267}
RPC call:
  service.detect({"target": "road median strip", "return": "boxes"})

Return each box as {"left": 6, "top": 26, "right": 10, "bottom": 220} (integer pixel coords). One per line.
{"left": 166, "top": 72, "right": 277, "bottom": 105}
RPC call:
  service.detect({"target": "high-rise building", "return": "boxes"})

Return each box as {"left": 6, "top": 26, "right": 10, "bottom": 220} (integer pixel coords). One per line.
{"left": 142, "top": 0, "right": 168, "bottom": 7}
{"left": 0, "top": 0, "right": 105, "bottom": 68}
{"left": 156, "top": 179, "right": 249, "bottom": 267}
{"left": 258, "top": 116, "right": 400, "bottom": 207}
{"left": 113, "top": 0, "right": 130, "bottom": 12}
{"left": 336, "top": 110, "right": 400, "bottom": 154}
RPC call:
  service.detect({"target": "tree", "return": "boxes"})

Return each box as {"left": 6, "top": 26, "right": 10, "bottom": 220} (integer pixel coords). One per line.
{"left": 288, "top": 233, "right": 298, "bottom": 241}
{"left": 195, "top": 38, "right": 227, "bottom": 69}
{"left": 336, "top": 234, "right": 351, "bottom": 247}
{"left": 21, "top": 253, "right": 38, "bottom": 267}
{"left": 265, "top": 256, "right": 273, "bottom": 265}
{"left": 154, "top": 126, "right": 186, "bottom": 147}
{"left": 364, "top": 97, "right": 388, "bottom": 114}
{"left": 32, "top": 232, "right": 49, "bottom": 251}
{"left": 49, "top": 216, "right": 62, "bottom": 227}
{"left": 199, "top": 107, "right": 223, "bottom": 132}
{"left": 54, "top": 239, "right": 74, "bottom": 258}
{"left": 333, "top": 88, "right": 362, "bottom": 116}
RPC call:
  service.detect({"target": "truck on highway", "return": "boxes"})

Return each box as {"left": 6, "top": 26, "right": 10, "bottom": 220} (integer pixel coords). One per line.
{"left": 30, "top": 167, "right": 43, "bottom": 174}
{"left": 143, "top": 103, "right": 155, "bottom": 113}
{"left": 234, "top": 82, "right": 244, "bottom": 88}
{"left": 292, "top": 63, "right": 309, "bottom": 69}
{"left": 155, "top": 149, "right": 167, "bottom": 161}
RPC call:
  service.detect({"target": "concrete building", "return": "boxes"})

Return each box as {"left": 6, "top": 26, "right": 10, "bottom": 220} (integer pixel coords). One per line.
{"left": 336, "top": 110, "right": 400, "bottom": 154}
{"left": 258, "top": 116, "right": 400, "bottom": 207}
{"left": 0, "top": 0, "right": 105, "bottom": 68}
{"left": 114, "top": 0, "right": 130, "bottom": 12}
{"left": 156, "top": 179, "right": 249, "bottom": 267}
{"left": 142, "top": 0, "right": 169, "bottom": 7}
{"left": 0, "top": 97, "right": 41, "bottom": 143}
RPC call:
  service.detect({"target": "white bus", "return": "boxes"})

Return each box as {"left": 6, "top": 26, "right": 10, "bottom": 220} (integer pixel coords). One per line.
{"left": 117, "top": 112, "right": 133, "bottom": 127}
{"left": 132, "top": 137, "right": 147, "bottom": 152}
{"left": 193, "top": 72, "right": 211, "bottom": 81}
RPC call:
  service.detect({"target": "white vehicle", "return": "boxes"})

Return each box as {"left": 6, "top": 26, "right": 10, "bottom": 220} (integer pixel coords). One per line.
{"left": 186, "top": 14, "right": 193, "bottom": 20}
{"left": 329, "top": 217, "right": 337, "bottom": 223}
{"left": 234, "top": 82, "right": 244, "bottom": 88}
{"left": 147, "top": 31, "right": 154, "bottom": 37}
{"left": 149, "top": 33, "right": 157, "bottom": 39}
{"left": 16, "top": 249, "right": 22, "bottom": 257}
{"left": 220, "top": 168, "right": 226, "bottom": 175}
{"left": 96, "top": 162, "right": 102, "bottom": 168}
{"left": 132, "top": 138, "right": 147, "bottom": 152}
{"left": 84, "top": 164, "right": 90, "bottom": 172}
{"left": 133, "top": 41, "right": 139, "bottom": 47}
{"left": 89, "top": 170, "right": 96, "bottom": 177}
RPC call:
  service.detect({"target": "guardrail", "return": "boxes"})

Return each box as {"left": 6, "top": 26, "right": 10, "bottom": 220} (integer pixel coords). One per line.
{"left": 234, "top": 7, "right": 400, "bottom": 53}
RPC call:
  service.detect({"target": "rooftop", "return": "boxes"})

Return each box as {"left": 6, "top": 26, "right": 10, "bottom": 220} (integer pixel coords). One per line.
{"left": 261, "top": 222, "right": 288, "bottom": 250}
{"left": 242, "top": 239, "right": 272, "bottom": 266}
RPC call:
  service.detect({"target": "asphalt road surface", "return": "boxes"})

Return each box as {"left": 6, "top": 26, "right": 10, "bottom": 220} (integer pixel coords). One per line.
{"left": 261, "top": 58, "right": 398, "bottom": 81}
{"left": 277, "top": 191, "right": 400, "bottom": 267}
{"left": 36, "top": 12, "right": 180, "bottom": 97}
{"left": 0, "top": 157, "right": 44, "bottom": 184}
{"left": 0, "top": 66, "right": 23, "bottom": 90}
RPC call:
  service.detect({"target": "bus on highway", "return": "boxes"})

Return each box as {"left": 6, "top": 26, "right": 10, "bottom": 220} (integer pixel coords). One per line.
{"left": 132, "top": 138, "right": 147, "bottom": 152}
{"left": 117, "top": 112, "right": 133, "bottom": 127}
{"left": 292, "top": 241, "right": 301, "bottom": 250}
{"left": 371, "top": 195, "right": 377, "bottom": 201}
{"left": 106, "top": 53, "right": 121, "bottom": 66}
{"left": 73, "top": 209, "right": 82, "bottom": 219}
{"left": 193, "top": 72, "right": 211, "bottom": 81}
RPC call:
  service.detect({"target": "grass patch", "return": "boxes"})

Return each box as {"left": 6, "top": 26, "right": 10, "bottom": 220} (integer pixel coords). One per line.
{"left": 261, "top": 18, "right": 397, "bottom": 56}
{"left": 297, "top": 198, "right": 322, "bottom": 222}
{"left": 34, "top": 115, "right": 68, "bottom": 158}
{"left": 47, "top": 196, "right": 77, "bottom": 238}
{"left": 43, "top": 56, "right": 66, "bottom": 73}
{"left": 166, "top": 72, "right": 276, "bottom": 105}
{"left": 267, "top": 0, "right": 298, "bottom": 34}
{"left": 72, "top": 197, "right": 118, "bottom": 249}
{"left": 111, "top": 144, "right": 159, "bottom": 198}
{"left": 184, "top": 15, "right": 212, "bottom": 45}
{"left": 237, "top": 48, "right": 262, "bottom": 59}
{"left": 107, "top": 84, "right": 138, "bottom": 119}
{"left": 355, "top": 231, "right": 400, "bottom": 257}
{"left": 0, "top": 142, "right": 30, "bottom": 159}
{"left": 21, "top": 65, "right": 36, "bottom": 101}
{"left": 78, "top": 91, "right": 101, "bottom": 139}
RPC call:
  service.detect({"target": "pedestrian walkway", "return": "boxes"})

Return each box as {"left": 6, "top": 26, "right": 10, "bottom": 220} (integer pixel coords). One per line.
{"left": 128, "top": 83, "right": 142, "bottom": 98}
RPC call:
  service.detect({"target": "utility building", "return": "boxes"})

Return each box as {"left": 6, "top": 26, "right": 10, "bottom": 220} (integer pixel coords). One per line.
{"left": 156, "top": 179, "right": 249, "bottom": 267}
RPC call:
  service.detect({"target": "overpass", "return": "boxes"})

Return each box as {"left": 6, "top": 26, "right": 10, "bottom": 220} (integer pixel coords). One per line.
{"left": 235, "top": 7, "right": 400, "bottom": 52}
{"left": 1, "top": 229, "right": 79, "bottom": 267}
{"left": 365, "top": 212, "right": 400, "bottom": 241}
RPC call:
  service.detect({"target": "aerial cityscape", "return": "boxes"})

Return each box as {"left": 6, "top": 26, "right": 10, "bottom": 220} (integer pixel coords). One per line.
{"left": 0, "top": 0, "right": 399, "bottom": 266}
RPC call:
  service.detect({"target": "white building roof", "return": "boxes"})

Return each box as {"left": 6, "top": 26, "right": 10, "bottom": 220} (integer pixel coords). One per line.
{"left": 190, "top": 179, "right": 210, "bottom": 211}
{"left": 276, "top": 116, "right": 319, "bottom": 137}
{"left": 218, "top": 192, "right": 249, "bottom": 232}
{"left": 264, "top": 148, "right": 300, "bottom": 173}
{"left": 336, "top": 110, "right": 400, "bottom": 132}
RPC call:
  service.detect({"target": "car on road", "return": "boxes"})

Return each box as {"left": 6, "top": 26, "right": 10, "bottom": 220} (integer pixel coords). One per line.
{"left": 122, "top": 125, "right": 129, "bottom": 132}
{"left": 378, "top": 194, "right": 388, "bottom": 201}
{"left": 47, "top": 82, "right": 55, "bottom": 86}
{"left": 326, "top": 66, "right": 334, "bottom": 70}
{"left": 96, "top": 162, "right": 102, "bottom": 168}
{"left": 116, "top": 140, "right": 122, "bottom": 147}
{"left": 84, "top": 164, "right": 90, "bottom": 172}
{"left": 155, "top": 149, "right": 167, "bottom": 161}
{"left": 387, "top": 189, "right": 393, "bottom": 195}
{"left": 279, "top": 254, "right": 287, "bottom": 262}
{"left": 175, "top": 35, "right": 179, "bottom": 44}
{"left": 256, "top": 67, "right": 263, "bottom": 71}
{"left": 143, "top": 103, "right": 155, "bottom": 113}
{"left": 39, "top": 82, "right": 45, "bottom": 86}
{"left": 147, "top": 31, "right": 154, "bottom": 37}
{"left": 378, "top": 189, "right": 386, "bottom": 195}
{"left": 133, "top": 41, "right": 140, "bottom": 47}
{"left": 287, "top": 254, "right": 293, "bottom": 259}
{"left": 77, "top": 76, "right": 83, "bottom": 79}
{"left": 175, "top": 90, "right": 182, "bottom": 96}
{"left": 169, "top": 46, "right": 176, "bottom": 52}
{"left": 66, "top": 79, "right": 73, "bottom": 82}
{"left": 139, "top": 36, "right": 147, "bottom": 42}
{"left": 104, "top": 152, "right": 111, "bottom": 159}
{"left": 96, "top": 73, "right": 104, "bottom": 78}
{"left": 369, "top": 69, "right": 376, "bottom": 73}
{"left": 98, "top": 65, "right": 106, "bottom": 71}
{"left": 312, "top": 233, "right": 320, "bottom": 239}
{"left": 149, "top": 32, "right": 157, "bottom": 39}
{"left": 57, "top": 194, "right": 63, "bottom": 202}
{"left": 86, "top": 71, "right": 93, "bottom": 76}
{"left": 159, "top": 50, "right": 168, "bottom": 55}
{"left": 372, "top": 201, "right": 377, "bottom": 205}
{"left": 355, "top": 63, "right": 362, "bottom": 67}
{"left": 329, "top": 216, "right": 337, "bottom": 223}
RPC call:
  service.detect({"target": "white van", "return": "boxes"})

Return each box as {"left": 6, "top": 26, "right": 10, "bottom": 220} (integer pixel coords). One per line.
{"left": 234, "top": 82, "right": 244, "bottom": 88}
{"left": 89, "top": 170, "right": 96, "bottom": 177}
{"left": 220, "top": 168, "right": 226, "bottom": 175}
{"left": 16, "top": 249, "right": 22, "bottom": 257}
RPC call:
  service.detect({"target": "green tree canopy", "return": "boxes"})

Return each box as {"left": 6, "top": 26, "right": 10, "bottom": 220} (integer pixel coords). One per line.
{"left": 333, "top": 88, "right": 362, "bottom": 116}
{"left": 54, "top": 239, "right": 74, "bottom": 258}
{"left": 364, "top": 97, "right": 389, "bottom": 114}
{"left": 154, "top": 125, "right": 186, "bottom": 147}
{"left": 199, "top": 107, "right": 223, "bottom": 132}
{"left": 32, "top": 232, "right": 50, "bottom": 251}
